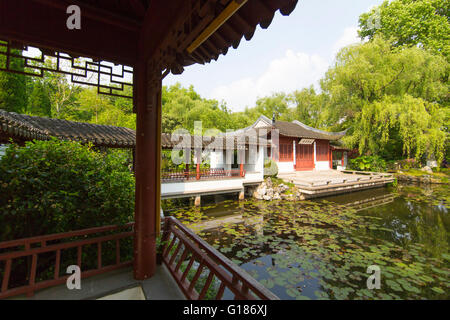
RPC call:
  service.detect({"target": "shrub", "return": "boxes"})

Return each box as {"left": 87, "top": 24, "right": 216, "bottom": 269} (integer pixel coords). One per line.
{"left": 264, "top": 159, "right": 278, "bottom": 177}
{"left": 0, "top": 139, "right": 135, "bottom": 241}
{"left": 348, "top": 155, "right": 386, "bottom": 172}
{"left": 396, "top": 158, "right": 420, "bottom": 170}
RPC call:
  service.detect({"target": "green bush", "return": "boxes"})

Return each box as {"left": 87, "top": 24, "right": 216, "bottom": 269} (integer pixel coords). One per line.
{"left": 0, "top": 139, "right": 135, "bottom": 241}
{"left": 396, "top": 158, "right": 420, "bottom": 170}
{"left": 348, "top": 155, "right": 386, "bottom": 172}
{"left": 264, "top": 159, "right": 278, "bottom": 177}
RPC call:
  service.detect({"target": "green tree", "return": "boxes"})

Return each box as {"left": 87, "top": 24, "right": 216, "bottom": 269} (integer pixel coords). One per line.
{"left": 96, "top": 106, "right": 136, "bottom": 129}
{"left": 108, "top": 86, "right": 134, "bottom": 114}
{"left": 321, "top": 36, "right": 448, "bottom": 128}
{"left": 0, "top": 49, "right": 28, "bottom": 113}
{"left": 0, "top": 139, "right": 134, "bottom": 240}
{"left": 345, "top": 95, "right": 447, "bottom": 162}
{"left": 251, "top": 93, "right": 290, "bottom": 121}
{"left": 75, "top": 87, "right": 113, "bottom": 123}
{"left": 162, "top": 83, "right": 234, "bottom": 133}
{"left": 289, "top": 87, "right": 330, "bottom": 128}
{"left": 47, "top": 71, "right": 80, "bottom": 119}
{"left": 359, "top": 0, "right": 450, "bottom": 60}
{"left": 27, "top": 79, "right": 52, "bottom": 117}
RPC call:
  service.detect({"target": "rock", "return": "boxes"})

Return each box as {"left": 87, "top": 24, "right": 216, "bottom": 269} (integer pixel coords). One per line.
{"left": 259, "top": 186, "right": 267, "bottom": 196}
{"left": 253, "top": 177, "right": 299, "bottom": 201}
{"left": 253, "top": 191, "right": 263, "bottom": 200}
{"left": 420, "top": 175, "right": 431, "bottom": 184}
{"left": 421, "top": 166, "right": 433, "bottom": 173}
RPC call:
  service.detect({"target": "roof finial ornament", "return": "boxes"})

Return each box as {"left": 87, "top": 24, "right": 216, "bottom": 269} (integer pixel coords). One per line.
{"left": 272, "top": 112, "right": 276, "bottom": 125}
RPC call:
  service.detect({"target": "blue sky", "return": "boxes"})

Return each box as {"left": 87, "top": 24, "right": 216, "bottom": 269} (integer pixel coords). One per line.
{"left": 163, "top": 0, "right": 384, "bottom": 112}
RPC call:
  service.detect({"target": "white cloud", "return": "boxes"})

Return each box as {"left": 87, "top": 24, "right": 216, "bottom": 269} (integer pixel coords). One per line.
{"left": 331, "top": 26, "right": 360, "bottom": 58}
{"left": 209, "top": 27, "right": 362, "bottom": 112}
{"left": 209, "top": 50, "right": 328, "bottom": 112}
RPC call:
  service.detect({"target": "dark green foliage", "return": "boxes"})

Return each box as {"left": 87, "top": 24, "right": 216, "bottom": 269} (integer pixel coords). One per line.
{"left": 0, "top": 139, "right": 135, "bottom": 240}
{"left": 348, "top": 155, "right": 387, "bottom": 172}
{"left": 0, "top": 49, "right": 28, "bottom": 113}
{"left": 27, "top": 80, "right": 51, "bottom": 117}
{"left": 358, "top": 0, "right": 450, "bottom": 61}
{"left": 396, "top": 158, "right": 421, "bottom": 170}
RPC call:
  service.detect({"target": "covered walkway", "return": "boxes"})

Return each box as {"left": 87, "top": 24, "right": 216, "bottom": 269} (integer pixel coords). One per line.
{"left": 0, "top": 0, "right": 299, "bottom": 300}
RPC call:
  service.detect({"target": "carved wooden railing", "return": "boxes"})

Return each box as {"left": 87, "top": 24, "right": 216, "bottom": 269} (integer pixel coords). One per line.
{"left": 161, "top": 216, "right": 279, "bottom": 300}
{"left": 0, "top": 223, "right": 134, "bottom": 299}
{"left": 0, "top": 217, "right": 274, "bottom": 300}
{"left": 161, "top": 169, "right": 243, "bottom": 182}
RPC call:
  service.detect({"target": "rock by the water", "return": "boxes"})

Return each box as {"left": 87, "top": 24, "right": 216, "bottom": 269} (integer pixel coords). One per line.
{"left": 253, "top": 178, "right": 304, "bottom": 201}
{"left": 421, "top": 166, "right": 433, "bottom": 173}
{"left": 253, "top": 191, "right": 263, "bottom": 200}
{"left": 266, "top": 177, "right": 273, "bottom": 188}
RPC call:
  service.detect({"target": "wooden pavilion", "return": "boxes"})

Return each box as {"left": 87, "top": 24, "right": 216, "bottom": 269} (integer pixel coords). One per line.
{"left": 0, "top": 0, "right": 299, "bottom": 298}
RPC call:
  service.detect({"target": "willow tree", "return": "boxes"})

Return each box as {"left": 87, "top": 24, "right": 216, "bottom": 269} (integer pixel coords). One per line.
{"left": 322, "top": 36, "right": 448, "bottom": 162}
{"left": 346, "top": 95, "right": 447, "bottom": 163}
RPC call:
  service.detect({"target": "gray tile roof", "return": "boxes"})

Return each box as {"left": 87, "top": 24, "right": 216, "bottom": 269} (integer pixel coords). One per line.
{"left": 0, "top": 110, "right": 135, "bottom": 148}
{"left": 0, "top": 110, "right": 270, "bottom": 150}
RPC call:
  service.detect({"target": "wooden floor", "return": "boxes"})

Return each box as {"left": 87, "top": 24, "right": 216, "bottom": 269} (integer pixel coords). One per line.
{"left": 278, "top": 170, "right": 395, "bottom": 199}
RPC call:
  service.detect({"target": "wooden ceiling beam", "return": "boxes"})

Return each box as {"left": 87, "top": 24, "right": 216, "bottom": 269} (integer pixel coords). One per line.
{"left": 138, "top": 0, "right": 190, "bottom": 67}
{"left": 0, "top": 0, "right": 138, "bottom": 66}
{"left": 127, "top": 0, "right": 147, "bottom": 18}
{"left": 31, "top": 0, "right": 142, "bottom": 31}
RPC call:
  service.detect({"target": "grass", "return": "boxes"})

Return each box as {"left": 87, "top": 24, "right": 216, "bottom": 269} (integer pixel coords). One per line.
{"left": 271, "top": 177, "right": 295, "bottom": 188}
{"left": 270, "top": 177, "right": 297, "bottom": 195}
{"left": 398, "top": 168, "right": 449, "bottom": 183}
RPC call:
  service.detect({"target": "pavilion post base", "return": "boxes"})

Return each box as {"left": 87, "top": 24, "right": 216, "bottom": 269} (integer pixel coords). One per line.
{"left": 194, "top": 196, "right": 201, "bottom": 207}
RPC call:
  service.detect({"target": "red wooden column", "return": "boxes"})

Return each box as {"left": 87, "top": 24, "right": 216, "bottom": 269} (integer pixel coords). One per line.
{"left": 329, "top": 147, "right": 333, "bottom": 169}
{"left": 195, "top": 148, "right": 201, "bottom": 180}
{"left": 196, "top": 163, "right": 200, "bottom": 180}
{"left": 133, "top": 60, "right": 161, "bottom": 280}
{"left": 239, "top": 149, "right": 245, "bottom": 177}
{"left": 341, "top": 152, "right": 344, "bottom": 166}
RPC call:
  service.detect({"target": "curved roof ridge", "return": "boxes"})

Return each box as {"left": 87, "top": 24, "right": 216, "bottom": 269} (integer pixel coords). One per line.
{"left": 252, "top": 115, "right": 272, "bottom": 127}
{"left": 291, "top": 120, "right": 346, "bottom": 137}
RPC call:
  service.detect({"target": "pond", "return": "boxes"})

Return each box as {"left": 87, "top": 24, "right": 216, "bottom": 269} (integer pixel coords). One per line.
{"left": 164, "top": 183, "right": 449, "bottom": 300}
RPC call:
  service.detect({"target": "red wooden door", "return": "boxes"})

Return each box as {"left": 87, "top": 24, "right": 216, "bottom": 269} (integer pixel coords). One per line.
{"left": 295, "top": 144, "right": 314, "bottom": 171}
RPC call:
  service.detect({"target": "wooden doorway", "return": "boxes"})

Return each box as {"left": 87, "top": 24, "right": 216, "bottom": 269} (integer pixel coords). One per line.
{"left": 295, "top": 143, "right": 314, "bottom": 171}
